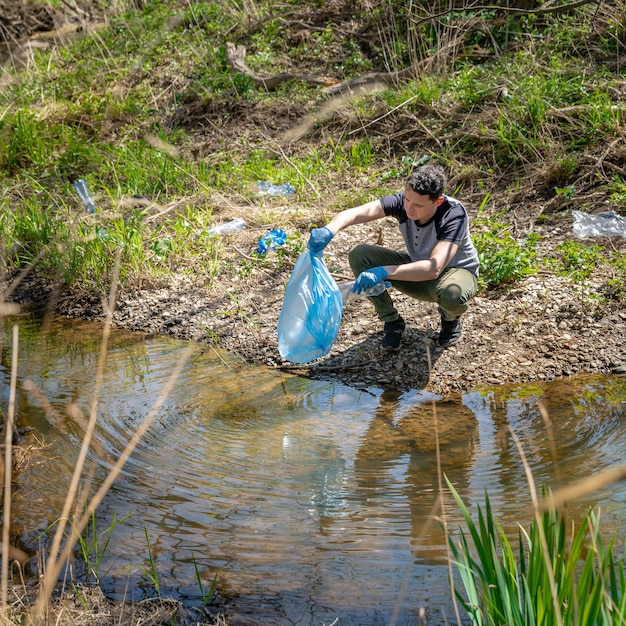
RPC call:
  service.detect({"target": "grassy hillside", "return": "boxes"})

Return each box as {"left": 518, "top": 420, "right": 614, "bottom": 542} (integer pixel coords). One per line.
{"left": 1, "top": 0, "right": 625, "bottom": 295}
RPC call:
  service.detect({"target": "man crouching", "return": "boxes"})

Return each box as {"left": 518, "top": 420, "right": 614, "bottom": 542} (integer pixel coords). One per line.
{"left": 307, "top": 163, "right": 480, "bottom": 350}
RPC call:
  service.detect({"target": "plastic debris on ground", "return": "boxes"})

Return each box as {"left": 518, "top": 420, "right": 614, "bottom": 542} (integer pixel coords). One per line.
{"left": 203, "top": 218, "right": 246, "bottom": 236}
{"left": 72, "top": 178, "right": 109, "bottom": 239}
{"left": 257, "top": 228, "right": 287, "bottom": 255}
{"left": 73, "top": 179, "right": 96, "bottom": 214}
{"left": 257, "top": 181, "right": 295, "bottom": 196}
{"left": 572, "top": 210, "right": 626, "bottom": 238}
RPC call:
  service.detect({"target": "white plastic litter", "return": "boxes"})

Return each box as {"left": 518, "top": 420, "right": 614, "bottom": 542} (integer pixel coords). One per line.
{"left": 338, "top": 280, "right": 390, "bottom": 304}
{"left": 204, "top": 218, "right": 246, "bottom": 236}
{"left": 257, "top": 181, "right": 295, "bottom": 196}
{"left": 572, "top": 210, "right": 626, "bottom": 239}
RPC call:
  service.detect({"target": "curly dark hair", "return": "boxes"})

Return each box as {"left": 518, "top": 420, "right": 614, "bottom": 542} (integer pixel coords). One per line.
{"left": 406, "top": 164, "right": 447, "bottom": 200}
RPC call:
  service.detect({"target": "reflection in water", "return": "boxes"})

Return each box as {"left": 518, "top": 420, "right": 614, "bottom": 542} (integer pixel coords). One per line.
{"left": 1, "top": 314, "right": 625, "bottom": 625}
{"left": 354, "top": 390, "right": 478, "bottom": 558}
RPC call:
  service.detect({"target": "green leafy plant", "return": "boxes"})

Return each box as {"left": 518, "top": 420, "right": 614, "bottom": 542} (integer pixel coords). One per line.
{"left": 608, "top": 177, "right": 626, "bottom": 208}
{"left": 473, "top": 221, "right": 540, "bottom": 290}
{"left": 551, "top": 239, "right": 605, "bottom": 283}
{"left": 150, "top": 236, "right": 173, "bottom": 258}
{"left": 606, "top": 250, "right": 626, "bottom": 301}
{"left": 447, "top": 479, "right": 626, "bottom": 626}
{"left": 380, "top": 155, "right": 431, "bottom": 183}
{"left": 555, "top": 185, "right": 576, "bottom": 199}
{"left": 284, "top": 231, "right": 305, "bottom": 256}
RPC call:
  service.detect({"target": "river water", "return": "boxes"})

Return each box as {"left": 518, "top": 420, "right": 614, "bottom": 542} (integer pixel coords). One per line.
{"left": 1, "top": 313, "right": 625, "bottom": 625}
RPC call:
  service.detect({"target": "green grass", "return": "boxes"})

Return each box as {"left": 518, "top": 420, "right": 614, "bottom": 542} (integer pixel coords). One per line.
{"left": 447, "top": 480, "right": 626, "bottom": 626}
{"left": 74, "top": 508, "right": 132, "bottom": 584}
{"left": 2, "top": 1, "right": 624, "bottom": 296}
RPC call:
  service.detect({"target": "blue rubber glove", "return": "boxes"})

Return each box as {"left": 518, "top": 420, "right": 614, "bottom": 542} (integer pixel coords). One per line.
{"left": 307, "top": 226, "right": 334, "bottom": 255}
{"left": 353, "top": 266, "right": 389, "bottom": 295}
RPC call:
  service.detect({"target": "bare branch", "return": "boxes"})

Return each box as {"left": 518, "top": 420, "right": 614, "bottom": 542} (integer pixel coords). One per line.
{"left": 410, "top": 0, "right": 601, "bottom": 28}
{"left": 225, "top": 42, "right": 338, "bottom": 91}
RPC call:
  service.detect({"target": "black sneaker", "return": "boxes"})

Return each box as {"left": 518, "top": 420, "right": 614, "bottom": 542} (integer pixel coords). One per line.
{"left": 381, "top": 316, "right": 406, "bottom": 351}
{"left": 438, "top": 317, "right": 462, "bottom": 347}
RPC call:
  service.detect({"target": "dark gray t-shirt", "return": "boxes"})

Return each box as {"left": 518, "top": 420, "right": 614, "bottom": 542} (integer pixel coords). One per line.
{"left": 380, "top": 192, "right": 480, "bottom": 276}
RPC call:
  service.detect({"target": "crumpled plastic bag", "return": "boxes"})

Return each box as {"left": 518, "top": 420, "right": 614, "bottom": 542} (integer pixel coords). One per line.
{"left": 277, "top": 251, "right": 343, "bottom": 364}
{"left": 572, "top": 210, "right": 626, "bottom": 239}
{"left": 257, "top": 228, "right": 287, "bottom": 255}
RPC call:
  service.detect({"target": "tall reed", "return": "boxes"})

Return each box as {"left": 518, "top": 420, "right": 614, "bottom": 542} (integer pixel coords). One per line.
{"left": 0, "top": 254, "right": 196, "bottom": 623}
{"left": 446, "top": 463, "right": 626, "bottom": 625}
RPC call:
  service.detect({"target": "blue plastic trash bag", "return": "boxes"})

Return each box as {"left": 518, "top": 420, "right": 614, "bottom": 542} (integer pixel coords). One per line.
{"left": 257, "top": 228, "right": 287, "bottom": 255}
{"left": 277, "top": 251, "right": 343, "bottom": 364}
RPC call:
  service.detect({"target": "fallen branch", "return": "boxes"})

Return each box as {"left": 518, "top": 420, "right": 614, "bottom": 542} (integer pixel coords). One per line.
{"left": 226, "top": 42, "right": 429, "bottom": 97}
{"left": 321, "top": 65, "right": 419, "bottom": 96}
{"left": 546, "top": 104, "right": 626, "bottom": 117}
{"left": 225, "top": 42, "right": 338, "bottom": 90}
{"left": 413, "top": 0, "right": 600, "bottom": 27}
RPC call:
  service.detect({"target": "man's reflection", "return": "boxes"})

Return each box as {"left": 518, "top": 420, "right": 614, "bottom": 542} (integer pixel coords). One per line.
{"left": 354, "top": 389, "right": 478, "bottom": 559}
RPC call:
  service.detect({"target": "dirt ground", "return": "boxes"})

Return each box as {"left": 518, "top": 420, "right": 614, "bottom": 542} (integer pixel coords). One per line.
{"left": 2, "top": 0, "right": 626, "bottom": 399}
{"left": 11, "top": 208, "right": 625, "bottom": 397}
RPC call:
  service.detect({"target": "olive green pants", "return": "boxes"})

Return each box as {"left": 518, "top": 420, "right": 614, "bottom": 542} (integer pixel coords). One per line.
{"left": 348, "top": 244, "right": 478, "bottom": 323}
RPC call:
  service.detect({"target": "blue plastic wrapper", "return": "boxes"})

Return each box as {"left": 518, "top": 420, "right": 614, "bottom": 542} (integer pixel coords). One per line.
{"left": 277, "top": 251, "right": 343, "bottom": 364}
{"left": 257, "top": 228, "right": 287, "bottom": 255}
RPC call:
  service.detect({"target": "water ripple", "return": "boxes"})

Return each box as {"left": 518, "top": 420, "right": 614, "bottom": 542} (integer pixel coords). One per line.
{"left": 3, "top": 315, "right": 626, "bottom": 624}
